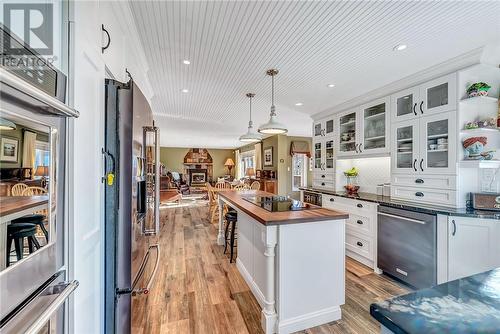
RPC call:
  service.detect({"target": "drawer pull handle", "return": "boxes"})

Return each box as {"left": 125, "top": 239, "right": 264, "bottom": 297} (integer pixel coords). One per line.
{"left": 321, "top": 182, "right": 325, "bottom": 186}
{"left": 415, "top": 192, "right": 424, "bottom": 197}
{"left": 357, "top": 203, "right": 363, "bottom": 208}
{"left": 356, "top": 241, "right": 363, "bottom": 247}
{"left": 415, "top": 179, "right": 424, "bottom": 184}
{"left": 330, "top": 198, "right": 335, "bottom": 202}
{"left": 357, "top": 220, "right": 363, "bottom": 225}
{"left": 322, "top": 175, "right": 326, "bottom": 178}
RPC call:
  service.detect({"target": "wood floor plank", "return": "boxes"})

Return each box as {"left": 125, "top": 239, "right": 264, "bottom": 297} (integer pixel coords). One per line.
{"left": 131, "top": 198, "right": 408, "bottom": 334}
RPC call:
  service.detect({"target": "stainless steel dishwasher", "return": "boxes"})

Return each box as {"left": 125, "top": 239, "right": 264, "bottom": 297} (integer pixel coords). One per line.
{"left": 377, "top": 205, "right": 437, "bottom": 289}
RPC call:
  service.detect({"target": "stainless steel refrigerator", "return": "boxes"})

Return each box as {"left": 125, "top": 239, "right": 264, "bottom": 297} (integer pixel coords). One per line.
{"left": 104, "top": 79, "right": 160, "bottom": 333}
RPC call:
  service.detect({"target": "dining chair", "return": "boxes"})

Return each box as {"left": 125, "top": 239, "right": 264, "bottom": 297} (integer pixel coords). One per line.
{"left": 233, "top": 184, "right": 247, "bottom": 191}
{"left": 250, "top": 181, "right": 261, "bottom": 190}
{"left": 10, "top": 183, "right": 28, "bottom": 196}
{"left": 215, "top": 182, "right": 231, "bottom": 190}
{"left": 21, "top": 186, "right": 48, "bottom": 196}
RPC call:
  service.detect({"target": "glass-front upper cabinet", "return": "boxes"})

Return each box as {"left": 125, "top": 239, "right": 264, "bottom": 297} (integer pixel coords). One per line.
{"left": 392, "top": 74, "right": 456, "bottom": 122}
{"left": 362, "top": 97, "right": 390, "bottom": 154}
{"left": 419, "top": 112, "right": 456, "bottom": 174}
{"left": 313, "top": 117, "right": 335, "bottom": 138}
{"left": 392, "top": 120, "right": 419, "bottom": 173}
{"left": 313, "top": 141, "right": 323, "bottom": 171}
{"left": 337, "top": 110, "right": 357, "bottom": 156}
{"left": 391, "top": 86, "right": 419, "bottom": 123}
{"left": 420, "top": 73, "right": 456, "bottom": 115}
{"left": 325, "top": 139, "right": 335, "bottom": 171}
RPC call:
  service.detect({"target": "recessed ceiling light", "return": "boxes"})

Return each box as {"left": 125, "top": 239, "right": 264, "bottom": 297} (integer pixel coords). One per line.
{"left": 181, "top": 89, "right": 189, "bottom": 93}
{"left": 327, "top": 84, "right": 335, "bottom": 88}
{"left": 295, "top": 102, "right": 304, "bottom": 106}
{"left": 393, "top": 44, "right": 407, "bottom": 51}
{"left": 183, "top": 59, "right": 190, "bottom": 65}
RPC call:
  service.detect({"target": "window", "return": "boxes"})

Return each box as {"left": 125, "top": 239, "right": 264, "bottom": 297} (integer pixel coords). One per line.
{"left": 34, "top": 141, "right": 50, "bottom": 170}
{"left": 292, "top": 154, "right": 308, "bottom": 191}
{"left": 240, "top": 150, "right": 255, "bottom": 178}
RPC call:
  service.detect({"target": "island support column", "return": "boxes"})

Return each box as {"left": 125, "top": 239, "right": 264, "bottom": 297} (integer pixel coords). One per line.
{"left": 262, "top": 225, "right": 278, "bottom": 333}
{"left": 217, "top": 196, "right": 225, "bottom": 245}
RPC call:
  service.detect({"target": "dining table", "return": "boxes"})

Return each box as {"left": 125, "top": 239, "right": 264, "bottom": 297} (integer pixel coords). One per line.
{"left": 0, "top": 196, "right": 49, "bottom": 270}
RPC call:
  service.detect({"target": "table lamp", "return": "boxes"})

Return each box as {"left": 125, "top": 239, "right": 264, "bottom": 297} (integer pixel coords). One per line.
{"left": 35, "top": 165, "right": 49, "bottom": 188}
{"left": 246, "top": 167, "right": 255, "bottom": 179}
{"left": 224, "top": 158, "right": 235, "bottom": 175}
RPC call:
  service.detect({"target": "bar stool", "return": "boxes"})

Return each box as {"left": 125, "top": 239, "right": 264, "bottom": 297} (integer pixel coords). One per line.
{"left": 11, "top": 214, "right": 48, "bottom": 243}
{"left": 224, "top": 210, "right": 238, "bottom": 263}
{"left": 6, "top": 223, "right": 41, "bottom": 266}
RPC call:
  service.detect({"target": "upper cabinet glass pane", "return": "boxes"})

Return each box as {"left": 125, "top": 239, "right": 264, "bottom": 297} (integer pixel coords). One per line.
{"left": 397, "top": 94, "right": 414, "bottom": 117}
{"left": 426, "top": 119, "right": 449, "bottom": 168}
{"left": 0, "top": 115, "right": 52, "bottom": 272}
{"left": 427, "top": 83, "right": 448, "bottom": 110}
{"left": 325, "top": 120, "right": 334, "bottom": 135}
{"left": 314, "top": 123, "right": 322, "bottom": 137}
{"left": 363, "top": 103, "right": 386, "bottom": 150}
{"left": 396, "top": 125, "right": 413, "bottom": 169}
{"left": 325, "top": 140, "right": 334, "bottom": 169}
{"left": 314, "top": 142, "right": 322, "bottom": 169}
{"left": 339, "top": 112, "right": 356, "bottom": 152}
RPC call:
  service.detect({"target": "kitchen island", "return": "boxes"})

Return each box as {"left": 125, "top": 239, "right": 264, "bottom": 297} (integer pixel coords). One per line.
{"left": 217, "top": 190, "right": 348, "bottom": 334}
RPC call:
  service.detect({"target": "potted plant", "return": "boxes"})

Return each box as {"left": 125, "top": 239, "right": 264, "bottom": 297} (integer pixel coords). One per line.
{"left": 466, "top": 82, "right": 491, "bottom": 98}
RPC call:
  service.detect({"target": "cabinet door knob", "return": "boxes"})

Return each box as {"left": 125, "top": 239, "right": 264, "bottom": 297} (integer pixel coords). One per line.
{"left": 415, "top": 192, "right": 424, "bottom": 197}
{"left": 357, "top": 203, "right": 363, "bottom": 208}
{"left": 452, "top": 219, "right": 457, "bottom": 236}
{"left": 356, "top": 241, "right": 363, "bottom": 247}
{"left": 415, "top": 179, "right": 424, "bottom": 184}
{"left": 419, "top": 101, "right": 424, "bottom": 114}
{"left": 330, "top": 198, "right": 335, "bottom": 202}
{"left": 357, "top": 220, "right": 363, "bottom": 225}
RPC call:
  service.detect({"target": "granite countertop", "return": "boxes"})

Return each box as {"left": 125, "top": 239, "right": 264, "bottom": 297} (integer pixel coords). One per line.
{"left": 299, "top": 187, "right": 500, "bottom": 220}
{"left": 370, "top": 268, "right": 500, "bottom": 334}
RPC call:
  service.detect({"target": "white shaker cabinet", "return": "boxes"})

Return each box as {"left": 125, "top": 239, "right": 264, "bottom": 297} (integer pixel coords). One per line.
{"left": 391, "top": 73, "right": 457, "bottom": 123}
{"left": 448, "top": 216, "right": 500, "bottom": 281}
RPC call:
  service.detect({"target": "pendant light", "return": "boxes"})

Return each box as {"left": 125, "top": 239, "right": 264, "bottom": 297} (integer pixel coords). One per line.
{"left": 258, "top": 69, "right": 288, "bottom": 134}
{"left": 0, "top": 117, "right": 16, "bottom": 130}
{"left": 239, "top": 93, "right": 262, "bottom": 143}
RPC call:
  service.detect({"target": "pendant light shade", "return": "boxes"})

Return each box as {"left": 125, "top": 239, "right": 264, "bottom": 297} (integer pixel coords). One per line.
{"left": 239, "top": 93, "right": 262, "bottom": 143}
{"left": 258, "top": 69, "right": 287, "bottom": 135}
{"left": 0, "top": 117, "right": 16, "bottom": 130}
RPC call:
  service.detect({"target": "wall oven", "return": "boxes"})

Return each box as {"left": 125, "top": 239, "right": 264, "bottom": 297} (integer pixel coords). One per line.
{"left": 0, "top": 26, "right": 79, "bottom": 333}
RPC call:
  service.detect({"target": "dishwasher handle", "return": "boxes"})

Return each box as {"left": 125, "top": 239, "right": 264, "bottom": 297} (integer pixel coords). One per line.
{"left": 378, "top": 212, "right": 427, "bottom": 225}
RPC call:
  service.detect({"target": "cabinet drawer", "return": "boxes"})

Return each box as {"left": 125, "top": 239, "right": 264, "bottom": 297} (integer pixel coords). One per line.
{"left": 313, "top": 172, "right": 335, "bottom": 181}
{"left": 392, "top": 173, "right": 456, "bottom": 190}
{"left": 346, "top": 213, "right": 373, "bottom": 236}
{"left": 329, "top": 196, "right": 378, "bottom": 213}
{"left": 313, "top": 180, "right": 334, "bottom": 189}
{"left": 391, "top": 186, "right": 457, "bottom": 206}
{"left": 346, "top": 232, "right": 373, "bottom": 260}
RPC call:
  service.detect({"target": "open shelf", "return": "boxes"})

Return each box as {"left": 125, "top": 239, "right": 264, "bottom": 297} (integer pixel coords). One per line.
{"left": 460, "top": 127, "right": 499, "bottom": 135}
{"left": 460, "top": 96, "right": 498, "bottom": 105}
{"left": 428, "top": 149, "right": 448, "bottom": 153}
{"left": 459, "top": 160, "right": 500, "bottom": 168}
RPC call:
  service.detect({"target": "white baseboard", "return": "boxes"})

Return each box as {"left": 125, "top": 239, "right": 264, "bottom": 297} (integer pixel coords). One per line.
{"left": 278, "top": 306, "right": 342, "bottom": 334}
{"left": 346, "top": 251, "right": 374, "bottom": 270}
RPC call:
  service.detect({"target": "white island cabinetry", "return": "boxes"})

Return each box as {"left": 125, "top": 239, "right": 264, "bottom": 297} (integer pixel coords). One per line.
{"left": 218, "top": 190, "right": 347, "bottom": 334}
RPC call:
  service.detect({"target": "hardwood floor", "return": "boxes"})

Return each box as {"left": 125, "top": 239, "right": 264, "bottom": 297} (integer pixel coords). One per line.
{"left": 131, "top": 198, "right": 409, "bottom": 334}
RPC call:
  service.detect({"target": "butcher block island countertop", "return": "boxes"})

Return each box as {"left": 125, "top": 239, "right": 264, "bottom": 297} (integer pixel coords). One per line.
{"left": 216, "top": 190, "right": 347, "bottom": 334}
{"left": 217, "top": 190, "right": 348, "bottom": 225}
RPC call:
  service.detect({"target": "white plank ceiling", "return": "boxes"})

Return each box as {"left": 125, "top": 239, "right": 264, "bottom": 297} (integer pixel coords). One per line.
{"left": 129, "top": 1, "right": 500, "bottom": 149}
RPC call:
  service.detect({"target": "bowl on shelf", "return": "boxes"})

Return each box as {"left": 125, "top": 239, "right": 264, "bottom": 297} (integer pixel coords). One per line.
{"left": 429, "top": 144, "right": 438, "bottom": 150}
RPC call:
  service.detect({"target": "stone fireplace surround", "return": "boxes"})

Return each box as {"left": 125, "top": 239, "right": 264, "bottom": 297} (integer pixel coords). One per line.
{"left": 183, "top": 148, "right": 214, "bottom": 186}
{"left": 188, "top": 168, "right": 208, "bottom": 186}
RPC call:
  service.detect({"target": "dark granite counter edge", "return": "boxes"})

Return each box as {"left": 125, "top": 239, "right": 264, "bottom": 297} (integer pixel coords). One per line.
{"left": 299, "top": 187, "right": 500, "bottom": 220}
{"left": 369, "top": 305, "right": 407, "bottom": 334}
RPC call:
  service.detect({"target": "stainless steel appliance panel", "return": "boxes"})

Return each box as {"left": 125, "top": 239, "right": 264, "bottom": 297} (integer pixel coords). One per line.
{"left": 377, "top": 205, "right": 437, "bottom": 289}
